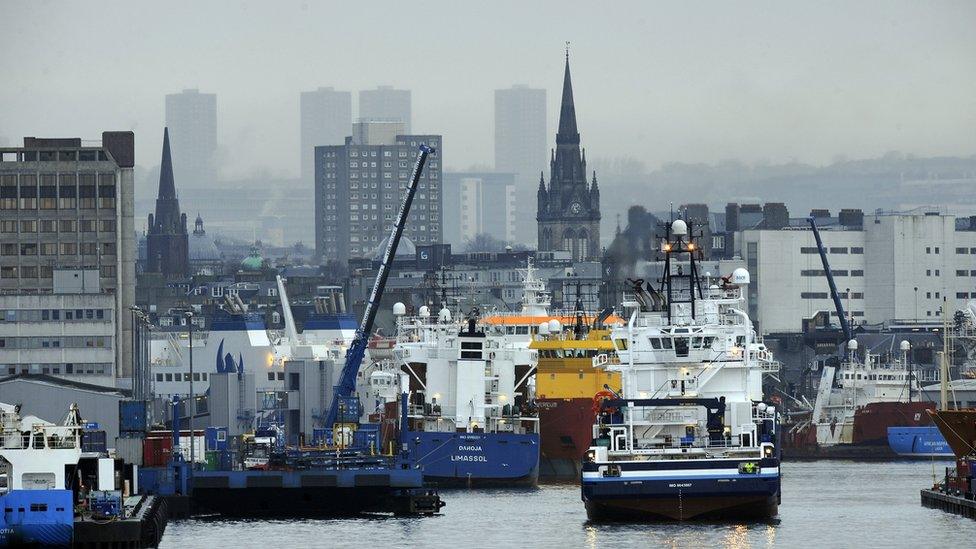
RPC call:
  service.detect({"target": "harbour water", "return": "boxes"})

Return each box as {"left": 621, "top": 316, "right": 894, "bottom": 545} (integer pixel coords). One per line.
{"left": 161, "top": 461, "right": 976, "bottom": 548}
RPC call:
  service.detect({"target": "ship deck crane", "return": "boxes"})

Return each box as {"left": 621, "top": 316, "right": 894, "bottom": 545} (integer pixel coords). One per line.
{"left": 807, "top": 216, "right": 853, "bottom": 343}
{"left": 324, "top": 144, "right": 436, "bottom": 434}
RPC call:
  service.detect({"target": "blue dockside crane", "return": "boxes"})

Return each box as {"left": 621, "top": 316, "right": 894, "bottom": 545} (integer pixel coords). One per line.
{"left": 323, "top": 144, "right": 436, "bottom": 444}
{"left": 807, "top": 216, "right": 853, "bottom": 343}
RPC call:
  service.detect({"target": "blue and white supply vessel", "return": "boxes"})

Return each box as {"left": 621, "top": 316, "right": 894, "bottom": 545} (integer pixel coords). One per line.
{"left": 582, "top": 219, "right": 782, "bottom": 521}
{"left": 0, "top": 403, "right": 83, "bottom": 546}
{"left": 887, "top": 425, "right": 952, "bottom": 457}
{"left": 394, "top": 305, "right": 540, "bottom": 486}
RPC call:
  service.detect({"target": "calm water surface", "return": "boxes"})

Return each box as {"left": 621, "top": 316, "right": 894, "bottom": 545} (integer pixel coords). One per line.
{"left": 160, "top": 461, "right": 976, "bottom": 548}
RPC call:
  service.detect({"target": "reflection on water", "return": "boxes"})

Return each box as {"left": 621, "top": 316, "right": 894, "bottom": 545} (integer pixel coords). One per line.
{"left": 161, "top": 461, "right": 975, "bottom": 548}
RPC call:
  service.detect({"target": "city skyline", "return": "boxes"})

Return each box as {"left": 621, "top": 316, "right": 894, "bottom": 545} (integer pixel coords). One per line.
{"left": 2, "top": 1, "right": 973, "bottom": 181}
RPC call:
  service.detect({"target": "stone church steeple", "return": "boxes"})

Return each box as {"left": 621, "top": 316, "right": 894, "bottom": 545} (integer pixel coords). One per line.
{"left": 536, "top": 52, "right": 601, "bottom": 261}
{"left": 146, "top": 127, "right": 189, "bottom": 277}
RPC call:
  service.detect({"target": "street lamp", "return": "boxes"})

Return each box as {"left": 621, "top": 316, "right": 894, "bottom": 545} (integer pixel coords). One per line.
{"left": 914, "top": 286, "right": 919, "bottom": 321}
{"left": 184, "top": 310, "right": 195, "bottom": 470}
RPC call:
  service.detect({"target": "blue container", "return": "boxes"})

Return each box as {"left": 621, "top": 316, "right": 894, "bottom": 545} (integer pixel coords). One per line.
{"left": 353, "top": 424, "right": 380, "bottom": 452}
{"left": 119, "top": 401, "right": 147, "bottom": 434}
{"left": 205, "top": 426, "right": 229, "bottom": 452}
{"left": 82, "top": 430, "right": 108, "bottom": 453}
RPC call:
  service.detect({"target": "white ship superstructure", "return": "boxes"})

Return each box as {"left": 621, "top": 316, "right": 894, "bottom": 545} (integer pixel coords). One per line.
{"left": 394, "top": 305, "right": 537, "bottom": 433}
{"left": 581, "top": 219, "right": 781, "bottom": 521}
{"left": 813, "top": 340, "right": 928, "bottom": 445}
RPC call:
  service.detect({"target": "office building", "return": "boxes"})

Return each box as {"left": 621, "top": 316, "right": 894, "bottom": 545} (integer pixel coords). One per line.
{"left": 443, "top": 172, "right": 517, "bottom": 247}
{"left": 165, "top": 89, "right": 217, "bottom": 187}
{"left": 300, "top": 87, "right": 352, "bottom": 182}
{"left": 0, "top": 133, "right": 136, "bottom": 381}
{"left": 495, "top": 85, "right": 546, "bottom": 245}
{"left": 738, "top": 208, "right": 976, "bottom": 333}
{"left": 359, "top": 86, "right": 411, "bottom": 132}
{"left": 537, "top": 55, "right": 600, "bottom": 261}
{"left": 315, "top": 121, "right": 441, "bottom": 262}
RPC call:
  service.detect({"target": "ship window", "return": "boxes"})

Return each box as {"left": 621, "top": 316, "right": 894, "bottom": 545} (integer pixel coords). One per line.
{"left": 268, "top": 373, "right": 274, "bottom": 381}
{"left": 30, "top": 503, "right": 47, "bottom": 512}
{"left": 165, "top": 374, "right": 172, "bottom": 382}
{"left": 156, "top": 374, "right": 163, "bottom": 382}
{"left": 692, "top": 337, "right": 704, "bottom": 349}
{"left": 461, "top": 341, "right": 483, "bottom": 350}
{"left": 674, "top": 338, "right": 689, "bottom": 357}
{"left": 460, "top": 351, "right": 482, "bottom": 359}
{"left": 661, "top": 338, "right": 673, "bottom": 350}
{"left": 650, "top": 338, "right": 662, "bottom": 350}
{"left": 515, "top": 326, "right": 529, "bottom": 335}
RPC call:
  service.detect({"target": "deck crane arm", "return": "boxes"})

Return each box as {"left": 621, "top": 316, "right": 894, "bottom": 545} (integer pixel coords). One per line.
{"left": 807, "top": 217, "right": 853, "bottom": 342}
{"left": 324, "top": 144, "right": 435, "bottom": 430}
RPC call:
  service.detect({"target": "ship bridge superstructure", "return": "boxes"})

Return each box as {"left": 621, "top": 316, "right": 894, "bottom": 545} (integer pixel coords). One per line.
{"left": 592, "top": 219, "right": 780, "bottom": 462}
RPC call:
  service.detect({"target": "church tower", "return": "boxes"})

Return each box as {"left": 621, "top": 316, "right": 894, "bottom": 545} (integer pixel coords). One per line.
{"left": 146, "top": 127, "right": 190, "bottom": 277}
{"left": 536, "top": 51, "right": 601, "bottom": 261}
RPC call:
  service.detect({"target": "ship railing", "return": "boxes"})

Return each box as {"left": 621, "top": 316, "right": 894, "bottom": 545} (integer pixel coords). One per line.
{"left": 602, "top": 424, "right": 757, "bottom": 456}
{"left": 0, "top": 425, "right": 82, "bottom": 450}
{"left": 592, "top": 353, "right": 621, "bottom": 368}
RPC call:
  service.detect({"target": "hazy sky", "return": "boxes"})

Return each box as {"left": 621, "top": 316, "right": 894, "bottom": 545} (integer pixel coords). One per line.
{"left": 2, "top": 0, "right": 974, "bottom": 179}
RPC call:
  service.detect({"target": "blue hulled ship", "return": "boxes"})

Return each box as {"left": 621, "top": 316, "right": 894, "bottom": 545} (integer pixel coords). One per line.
{"left": 581, "top": 219, "right": 782, "bottom": 520}
{"left": 394, "top": 307, "right": 540, "bottom": 486}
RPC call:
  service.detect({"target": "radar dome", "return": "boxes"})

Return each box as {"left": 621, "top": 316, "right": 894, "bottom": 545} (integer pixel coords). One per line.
{"left": 419, "top": 305, "right": 430, "bottom": 318}
{"left": 757, "top": 402, "right": 767, "bottom": 412}
{"left": 848, "top": 339, "right": 858, "bottom": 350}
{"left": 900, "top": 340, "right": 910, "bottom": 352}
{"left": 438, "top": 307, "right": 452, "bottom": 323}
{"left": 671, "top": 219, "right": 688, "bottom": 236}
{"left": 548, "top": 319, "right": 562, "bottom": 333}
{"left": 393, "top": 302, "right": 406, "bottom": 316}
{"left": 538, "top": 322, "right": 550, "bottom": 336}
{"left": 731, "top": 268, "right": 750, "bottom": 285}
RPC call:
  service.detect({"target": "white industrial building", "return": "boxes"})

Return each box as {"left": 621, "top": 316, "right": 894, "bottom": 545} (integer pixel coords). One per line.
{"left": 739, "top": 208, "right": 976, "bottom": 333}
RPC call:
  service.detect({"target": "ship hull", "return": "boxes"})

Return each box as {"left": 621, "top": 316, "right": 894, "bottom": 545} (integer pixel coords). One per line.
{"left": 581, "top": 460, "right": 780, "bottom": 521}
{"left": 887, "top": 426, "right": 953, "bottom": 457}
{"left": 187, "top": 469, "right": 435, "bottom": 517}
{"left": 852, "top": 401, "right": 937, "bottom": 445}
{"left": 411, "top": 431, "right": 539, "bottom": 487}
{"left": 0, "top": 489, "right": 74, "bottom": 547}
{"left": 785, "top": 401, "right": 940, "bottom": 459}
{"left": 538, "top": 398, "right": 594, "bottom": 479}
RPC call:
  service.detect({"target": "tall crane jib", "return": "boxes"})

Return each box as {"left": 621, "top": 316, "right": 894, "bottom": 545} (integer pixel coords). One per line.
{"left": 807, "top": 216, "right": 853, "bottom": 343}
{"left": 324, "top": 144, "right": 436, "bottom": 441}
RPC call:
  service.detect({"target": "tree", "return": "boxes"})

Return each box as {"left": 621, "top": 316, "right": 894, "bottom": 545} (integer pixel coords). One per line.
{"left": 464, "top": 233, "right": 509, "bottom": 253}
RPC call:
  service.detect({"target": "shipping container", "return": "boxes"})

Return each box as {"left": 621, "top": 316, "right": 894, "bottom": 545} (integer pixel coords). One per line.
{"left": 119, "top": 401, "right": 148, "bottom": 434}
{"left": 205, "top": 426, "right": 229, "bottom": 452}
{"left": 82, "top": 430, "right": 108, "bottom": 453}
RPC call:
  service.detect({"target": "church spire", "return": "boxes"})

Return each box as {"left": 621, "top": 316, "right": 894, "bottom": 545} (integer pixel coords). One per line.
{"left": 556, "top": 52, "right": 579, "bottom": 145}
{"left": 157, "top": 127, "right": 176, "bottom": 200}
